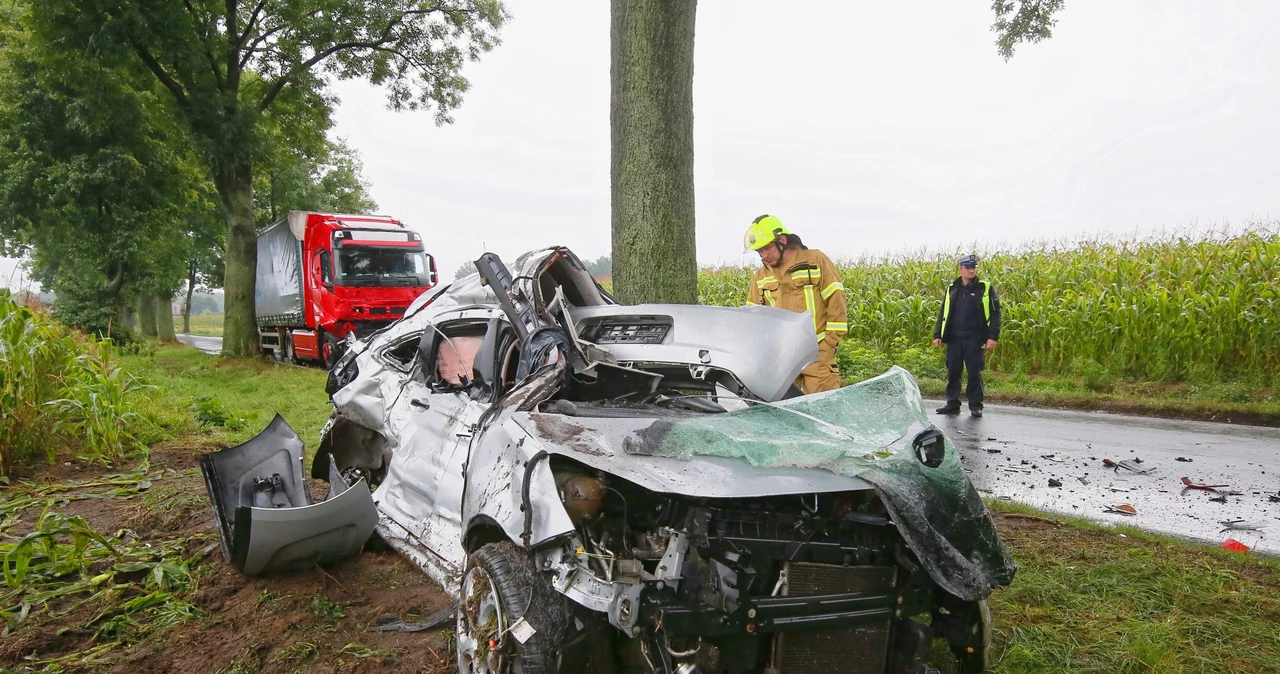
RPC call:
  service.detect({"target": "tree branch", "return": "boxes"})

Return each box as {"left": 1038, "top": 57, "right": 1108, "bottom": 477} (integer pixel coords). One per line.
{"left": 182, "top": 0, "right": 225, "bottom": 90}
{"left": 239, "top": 21, "right": 290, "bottom": 70}
{"left": 240, "top": 0, "right": 269, "bottom": 48}
{"left": 131, "top": 41, "right": 190, "bottom": 109}
{"left": 256, "top": 7, "right": 444, "bottom": 112}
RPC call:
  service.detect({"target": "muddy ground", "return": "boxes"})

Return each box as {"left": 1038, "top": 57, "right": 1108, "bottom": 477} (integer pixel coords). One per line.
{"left": 1, "top": 448, "right": 454, "bottom": 674}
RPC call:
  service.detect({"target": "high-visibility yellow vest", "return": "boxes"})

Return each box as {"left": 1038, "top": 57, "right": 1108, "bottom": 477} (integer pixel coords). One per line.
{"left": 940, "top": 281, "right": 991, "bottom": 337}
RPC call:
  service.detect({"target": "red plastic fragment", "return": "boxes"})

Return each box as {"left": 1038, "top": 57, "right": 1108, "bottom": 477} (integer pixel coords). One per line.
{"left": 1220, "top": 539, "right": 1250, "bottom": 553}
{"left": 1180, "top": 477, "right": 1230, "bottom": 490}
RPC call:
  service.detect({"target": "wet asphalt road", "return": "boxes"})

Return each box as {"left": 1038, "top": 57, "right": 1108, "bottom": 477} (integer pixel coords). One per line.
{"left": 928, "top": 400, "right": 1280, "bottom": 554}
{"left": 176, "top": 333, "right": 222, "bottom": 355}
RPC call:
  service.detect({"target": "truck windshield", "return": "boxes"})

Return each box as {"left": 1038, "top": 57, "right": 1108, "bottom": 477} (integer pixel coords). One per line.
{"left": 335, "top": 247, "right": 430, "bottom": 287}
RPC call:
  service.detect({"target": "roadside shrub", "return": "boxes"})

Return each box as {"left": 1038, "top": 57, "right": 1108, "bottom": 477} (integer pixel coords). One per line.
{"left": 1068, "top": 357, "right": 1115, "bottom": 393}
{"left": 190, "top": 395, "right": 245, "bottom": 429}
{"left": 0, "top": 291, "right": 150, "bottom": 477}
{"left": 836, "top": 341, "right": 892, "bottom": 383}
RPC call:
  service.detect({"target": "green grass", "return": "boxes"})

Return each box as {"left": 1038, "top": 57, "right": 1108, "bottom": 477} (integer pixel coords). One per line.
{"left": 182, "top": 313, "right": 224, "bottom": 337}
{"left": 986, "top": 501, "right": 1280, "bottom": 673}
{"left": 120, "top": 344, "right": 331, "bottom": 453}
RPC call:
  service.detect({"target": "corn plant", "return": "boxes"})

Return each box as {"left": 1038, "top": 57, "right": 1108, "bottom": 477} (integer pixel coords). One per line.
{"left": 700, "top": 224, "right": 1280, "bottom": 384}
{"left": 1, "top": 291, "right": 151, "bottom": 477}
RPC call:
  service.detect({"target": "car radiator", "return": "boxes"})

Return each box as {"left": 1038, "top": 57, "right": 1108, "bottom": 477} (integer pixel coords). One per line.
{"left": 772, "top": 562, "right": 897, "bottom": 674}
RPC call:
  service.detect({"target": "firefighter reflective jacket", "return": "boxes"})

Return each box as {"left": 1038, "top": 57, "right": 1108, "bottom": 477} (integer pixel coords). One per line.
{"left": 747, "top": 249, "right": 848, "bottom": 357}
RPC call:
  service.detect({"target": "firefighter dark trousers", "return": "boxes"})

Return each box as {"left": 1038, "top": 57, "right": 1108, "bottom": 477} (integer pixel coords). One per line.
{"left": 945, "top": 336, "right": 986, "bottom": 410}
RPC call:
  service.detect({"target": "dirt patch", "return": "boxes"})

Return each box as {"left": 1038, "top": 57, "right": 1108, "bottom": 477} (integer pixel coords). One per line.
{"left": 1, "top": 458, "right": 455, "bottom": 674}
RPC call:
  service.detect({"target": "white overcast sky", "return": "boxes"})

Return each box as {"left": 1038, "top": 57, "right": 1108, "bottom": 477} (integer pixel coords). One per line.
{"left": 5, "top": 0, "right": 1279, "bottom": 289}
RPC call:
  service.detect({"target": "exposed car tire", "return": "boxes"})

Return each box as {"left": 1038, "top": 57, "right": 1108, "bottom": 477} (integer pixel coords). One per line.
{"left": 457, "top": 542, "right": 567, "bottom": 674}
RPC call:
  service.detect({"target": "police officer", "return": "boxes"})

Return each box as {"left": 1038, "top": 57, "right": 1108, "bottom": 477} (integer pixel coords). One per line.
{"left": 744, "top": 215, "right": 848, "bottom": 394}
{"left": 932, "top": 254, "right": 1001, "bottom": 417}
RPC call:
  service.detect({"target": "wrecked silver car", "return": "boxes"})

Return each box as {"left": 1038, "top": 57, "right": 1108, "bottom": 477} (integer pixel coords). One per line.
{"left": 211, "top": 246, "right": 1016, "bottom": 673}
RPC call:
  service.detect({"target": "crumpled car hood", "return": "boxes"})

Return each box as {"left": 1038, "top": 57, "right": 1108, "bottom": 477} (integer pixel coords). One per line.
{"left": 568, "top": 304, "right": 818, "bottom": 401}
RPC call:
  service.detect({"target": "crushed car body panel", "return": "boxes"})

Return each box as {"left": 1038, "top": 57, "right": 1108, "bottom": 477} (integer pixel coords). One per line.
{"left": 302, "top": 246, "right": 1012, "bottom": 672}
{"left": 199, "top": 414, "right": 377, "bottom": 575}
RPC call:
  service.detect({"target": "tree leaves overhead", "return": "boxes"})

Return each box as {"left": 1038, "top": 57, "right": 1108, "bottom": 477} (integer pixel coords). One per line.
{"left": 991, "top": 0, "right": 1066, "bottom": 61}
{"left": 30, "top": 0, "right": 508, "bottom": 355}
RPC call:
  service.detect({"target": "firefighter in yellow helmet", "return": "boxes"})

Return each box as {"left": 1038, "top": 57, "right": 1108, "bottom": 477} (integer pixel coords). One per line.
{"left": 744, "top": 215, "right": 847, "bottom": 394}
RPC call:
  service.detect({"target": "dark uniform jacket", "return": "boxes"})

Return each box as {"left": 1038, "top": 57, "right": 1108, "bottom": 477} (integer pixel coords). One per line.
{"left": 933, "top": 277, "right": 1001, "bottom": 343}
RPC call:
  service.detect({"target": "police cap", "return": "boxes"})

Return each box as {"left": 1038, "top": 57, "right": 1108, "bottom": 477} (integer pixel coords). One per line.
{"left": 957, "top": 254, "right": 979, "bottom": 267}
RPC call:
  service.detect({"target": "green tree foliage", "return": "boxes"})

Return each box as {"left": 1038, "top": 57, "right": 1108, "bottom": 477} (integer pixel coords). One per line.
{"left": 257, "top": 137, "right": 378, "bottom": 225}
{"left": 0, "top": 2, "right": 214, "bottom": 339}
{"left": 991, "top": 0, "right": 1067, "bottom": 60}
{"left": 31, "top": 0, "right": 507, "bottom": 356}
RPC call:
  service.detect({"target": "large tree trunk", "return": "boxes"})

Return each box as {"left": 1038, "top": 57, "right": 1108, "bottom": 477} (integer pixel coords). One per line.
{"left": 157, "top": 292, "right": 177, "bottom": 342}
{"left": 610, "top": 0, "right": 697, "bottom": 305}
{"left": 215, "top": 165, "right": 260, "bottom": 357}
{"left": 115, "top": 305, "right": 136, "bottom": 336}
{"left": 138, "top": 292, "right": 158, "bottom": 338}
{"left": 183, "top": 259, "right": 196, "bottom": 334}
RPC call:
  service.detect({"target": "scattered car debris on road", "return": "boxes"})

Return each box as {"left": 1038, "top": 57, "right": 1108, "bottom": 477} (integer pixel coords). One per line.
{"left": 1220, "top": 539, "right": 1250, "bottom": 553}
{"left": 1104, "top": 504, "right": 1138, "bottom": 516}
{"left": 1048, "top": 478, "right": 1063, "bottom": 488}
{"left": 1181, "top": 477, "right": 1230, "bottom": 490}
{"left": 1218, "top": 520, "right": 1264, "bottom": 533}
{"left": 1176, "top": 457, "right": 1193, "bottom": 462}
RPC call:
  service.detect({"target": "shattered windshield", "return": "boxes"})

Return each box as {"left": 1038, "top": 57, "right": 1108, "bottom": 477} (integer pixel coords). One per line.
{"left": 335, "top": 247, "right": 430, "bottom": 287}
{"left": 541, "top": 367, "right": 1017, "bottom": 601}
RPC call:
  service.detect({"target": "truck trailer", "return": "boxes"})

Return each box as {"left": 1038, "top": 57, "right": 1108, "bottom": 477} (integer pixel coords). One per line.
{"left": 255, "top": 210, "right": 437, "bottom": 367}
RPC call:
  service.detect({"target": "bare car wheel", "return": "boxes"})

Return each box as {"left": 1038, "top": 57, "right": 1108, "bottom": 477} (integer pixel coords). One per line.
{"left": 457, "top": 542, "right": 566, "bottom": 674}
{"left": 320, "top": 330, "right": 340, "bottom": 369}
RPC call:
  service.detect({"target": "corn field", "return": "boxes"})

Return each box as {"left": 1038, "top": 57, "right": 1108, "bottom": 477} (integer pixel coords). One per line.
{"left": 699, "top": 225, "right": 1280, "bottom": 385}
{"left": 0, "top": 291, "right": 150, "bottom": 477}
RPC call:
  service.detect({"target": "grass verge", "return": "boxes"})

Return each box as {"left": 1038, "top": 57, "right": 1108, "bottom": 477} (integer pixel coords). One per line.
{"left": 120, "top": 343, "right": 331, "bottom": 453}
{"left": 986, "top": 500, "right": 1280, "bottom": 673}
{"left": 914, "top": 372, "right": 1280, "bottom": 426}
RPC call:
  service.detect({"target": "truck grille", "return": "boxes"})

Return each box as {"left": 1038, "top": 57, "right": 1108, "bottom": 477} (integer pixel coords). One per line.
{"left": 773, "top": 563, "right": 896, "bottom": 674}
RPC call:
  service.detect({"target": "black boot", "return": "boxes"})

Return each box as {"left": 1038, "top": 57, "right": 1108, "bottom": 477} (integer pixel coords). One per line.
{"left": 935, "top": 401, "right": 961, "bottom": 415}
{"left": 970, "top": 405, "right": 983, "bottom": 418}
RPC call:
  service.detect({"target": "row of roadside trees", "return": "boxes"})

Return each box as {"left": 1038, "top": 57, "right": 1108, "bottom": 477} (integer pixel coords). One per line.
{"left": 0, "top": 0, "right": 504, "bottom": 352}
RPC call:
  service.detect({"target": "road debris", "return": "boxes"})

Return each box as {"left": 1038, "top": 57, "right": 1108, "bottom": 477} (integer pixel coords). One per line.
{"left": 1104, "top": 504, "right": 1137, "bottom": 516}
{"left": 1218, "top": 520, "right": 1264, "bottom": 533}
{"left": 1209, "top": 494, "right": 1228, "bottom": 503}
{"left": 1077, "top": 476, "right": 1090, "bottom": 486}
{"left": 369, "top": 604, "right": 457, "bottom": 633}
{"left": 1048, "top": 478, "right": 1063, "bottom": 488}
{"left": 1180, "top": 477, "right": 1230, "bottom": 490}
{"left": 1175, "top": 457, "right": 1193, "bottom": 462}
{"left": 1220, "top": 539, "right": 1250, "bottom": 553}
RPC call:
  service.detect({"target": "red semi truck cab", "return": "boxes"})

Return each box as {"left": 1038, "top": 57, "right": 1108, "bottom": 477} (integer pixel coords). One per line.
{"left": 256, "top": 210, "right": 437, "bottom": 366}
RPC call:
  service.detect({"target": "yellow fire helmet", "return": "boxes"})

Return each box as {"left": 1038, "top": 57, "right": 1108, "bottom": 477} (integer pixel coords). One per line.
{"left": 743, "top": 214, "right": 792, "bottom": 252}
